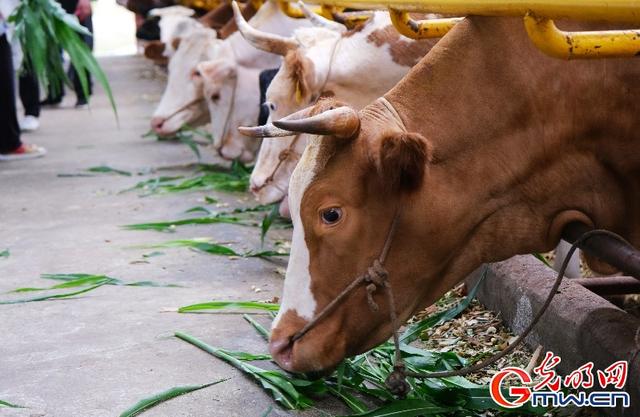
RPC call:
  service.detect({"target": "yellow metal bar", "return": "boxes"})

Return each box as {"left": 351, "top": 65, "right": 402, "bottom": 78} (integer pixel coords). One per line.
{"left": 389, "top": 9, "right": 462, "bottom": 39}
{"left": 180, "top": 0, "right": 222, "bottom": 11}
{"left": 279, "top": 0, "right": 640, "bottom": 24}
{"left": 524, "top": 13, "right": 640, "bottom": 59}
{"left": 278, "top": 1, "right": 324, "bottom": 19}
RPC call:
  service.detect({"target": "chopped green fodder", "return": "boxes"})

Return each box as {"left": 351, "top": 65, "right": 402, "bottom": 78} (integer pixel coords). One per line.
{"left": 118, "top": 379, "right": 227, "bottom": 417}
{"left": 123, "top": 161, "right": 251, "bottom": 195}
{"left": 137, "top": 239, "right": 288, "bottom": 259}
{"left": 123, "top": 204, "right": 290, "bottom": 233}
{"left": 0, "top": 249, "right": 9, "bottom": 258}
{"left": 1, "top": 274, "right": 180, "bottom": 304}
{"left": 143, "top": 125, "right": 214, "bottom": 159}
{"left": 169, "top": 275, "right": 545, "bottom": 416}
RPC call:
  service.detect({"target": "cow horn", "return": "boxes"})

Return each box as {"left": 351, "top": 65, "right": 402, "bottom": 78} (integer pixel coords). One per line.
{"left": 298, "top": 1, "right": 346, "bottom": 32}
{"left": 273, "top": 106, "right": 360, "bottom": 139}
{"left": 238, "top": 124, "right": 295, "bottom": 138}
{"left": 232, "top": 1, "right": 298, "bottom": 56}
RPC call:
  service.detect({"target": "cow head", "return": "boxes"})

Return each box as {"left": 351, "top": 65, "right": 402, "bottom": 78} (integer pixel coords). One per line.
{"left": 151, "top": 28, "right": 219, "bottom": 136}
{"left": 262, "top": 98, "right": 451, "bottom": 374}
{"left": 233, "top": 0, "right": 345, "bottom": 204}
{"left": 197, "top": 57, "right": 262, "bottom": 162}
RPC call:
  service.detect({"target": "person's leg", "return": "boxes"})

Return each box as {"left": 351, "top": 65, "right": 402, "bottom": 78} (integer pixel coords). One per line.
{"left": 71, "top": 14, "right": 93, "bottom": 105}
{"left": 0, "top": 33, "right": 22, "bottom": 153}
{"left": 19, "top": 63, "right": 41, "bottom": 117}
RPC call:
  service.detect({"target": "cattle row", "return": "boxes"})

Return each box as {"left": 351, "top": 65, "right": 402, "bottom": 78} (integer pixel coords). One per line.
{"left": 141, "top": 0, "right": 639, "bottom": 374}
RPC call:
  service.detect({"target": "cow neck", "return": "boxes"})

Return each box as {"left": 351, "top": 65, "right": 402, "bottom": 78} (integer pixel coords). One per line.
{"left": 218, "top": 47, "right": 240, "bottom": 149}
{"left": 316, "top": 35, "right": 342, "bottom": 97}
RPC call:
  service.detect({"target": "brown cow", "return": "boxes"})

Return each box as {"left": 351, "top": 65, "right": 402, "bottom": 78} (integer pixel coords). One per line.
{"left": 263, "top": 16, "right": 640, "bottom": 374}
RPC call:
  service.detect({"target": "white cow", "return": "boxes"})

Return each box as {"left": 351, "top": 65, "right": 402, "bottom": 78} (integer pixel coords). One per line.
{"left": 150, "top": 0, "right": 310, "bottom": 161}
{"left": 149, "top": 6, "right": 202, "bottom": 58}
{"left": 237, "top": 5, "right": 436, "bottom": 209}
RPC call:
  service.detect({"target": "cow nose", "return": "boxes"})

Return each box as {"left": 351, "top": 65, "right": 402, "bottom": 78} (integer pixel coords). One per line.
{"left": 150, "top": 117, "right": 165, "bottom": 133}
{"left": 269, "top": 336, "right": 294, "bottom": 371}
{"left": 250, "top": 176, "right": 265, "bottom": 194}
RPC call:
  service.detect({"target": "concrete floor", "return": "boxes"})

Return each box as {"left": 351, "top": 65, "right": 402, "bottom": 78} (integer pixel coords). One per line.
{"left": 0, "top": 56, "right": 344, "bottom": 417}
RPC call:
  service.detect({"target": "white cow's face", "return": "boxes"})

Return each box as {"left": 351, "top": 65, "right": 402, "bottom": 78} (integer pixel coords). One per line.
{"left": 198, "top": 58, "right": 262, "bottom": 163}
{"left": 151, "top": 28, "right": 220, "bottom": 136}
{"left": 249, "top": 42, "right": 328, "bottom": 203}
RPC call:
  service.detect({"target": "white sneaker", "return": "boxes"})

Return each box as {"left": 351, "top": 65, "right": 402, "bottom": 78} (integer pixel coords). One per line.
{"left": 0, "top": 144, "right": 47, "bottom": 161}
{"left": 20, "top": 115, "right": 40, "bottom": 132}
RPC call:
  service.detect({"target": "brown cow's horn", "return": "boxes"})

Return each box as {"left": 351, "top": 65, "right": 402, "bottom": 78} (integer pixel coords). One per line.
{"left": 232, "top": 1, "right": 298, "bottom": 56}
{"left": 273, "top": 106, "right": 360, "bottom": 139}
{"left": 298, "top": 1, "right": 346, "bottom": 32}
{"left": 238, "top": 124, "right": 295, "bottom": 138}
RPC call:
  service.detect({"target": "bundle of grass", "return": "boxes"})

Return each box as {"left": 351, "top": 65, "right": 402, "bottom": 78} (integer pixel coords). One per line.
{"left": 9, "top": 0, "right": 116, "bottom": 115}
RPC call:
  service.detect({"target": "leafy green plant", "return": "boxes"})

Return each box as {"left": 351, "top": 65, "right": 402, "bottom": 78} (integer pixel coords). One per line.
{"left": 0, "top": 249, "right": 9, "bottom": 258}
{"left": 9, "top": 0, "right": 117, "bottom": 116}
{"left": 0, "top": 282, "right": 107, "bottom": 305}
{"left": 118, "top": 379, "right": 227, "bottom": 417}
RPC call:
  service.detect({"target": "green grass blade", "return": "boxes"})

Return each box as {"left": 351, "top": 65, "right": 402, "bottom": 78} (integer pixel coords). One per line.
{"left": 260, "top": 406, "right": 273, "bottom": 417}
{"left": 327, "top": 385, "right": 369, "bottom": 414}
{"left": 123, "top": 216, "right": 254, "bottom": 231}
{"left": 400, "top": 270, "right": 486, "bottom": 343}
{"left": 0, "top": 249, "right": 9, "bottom": 258}
{"left": 0, "top": 282, "right": 107, "bottom": 304}
{"left": 532, "top": 253, "right": 552, "bottom": 268}
{"left": 118, "top": 379, "right": 227, "bottom": 417}
{"left": 341, "top": 398, "right": 451, "bottom": 417}
{"left": 87, "top": 166, "right": 132, "bottom": 176}
{"left": 0, "top": 399, "right": 24, "bottom": 408}
{"left": 139, "top": 239, "right": 240, "bottom": 256}
{"left": 175, "top": 332, "right": 312, "bottom": 409}
{"left": 179, "top": 301, "right": 280, "bottom": 313}
{"left": 243, "top": 314, "right": 270, "bottom": 341}
{"left": 260, "top": 204, "right": 280, "bottom": 246}
{"left": 9, "top": 274, "right": 180, "bottom": 294}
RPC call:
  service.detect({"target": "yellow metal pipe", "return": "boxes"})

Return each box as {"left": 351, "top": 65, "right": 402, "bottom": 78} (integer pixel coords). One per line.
{"left": 278, "top": 0, "right": 325, "bottom": 19}
{"left": 180, "top": 0, "right": 222, "bottom": 11}
{"left": 389, "top": 9, "right": 463, "bottom": 39}
{"left": 524, "top": 13, "right": 640, "bottom": 59}
{"left": 282, "top": 0, "right": 640, "bottom": 24}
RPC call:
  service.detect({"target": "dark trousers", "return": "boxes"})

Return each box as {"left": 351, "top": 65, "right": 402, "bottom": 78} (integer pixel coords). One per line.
{"left": 0, "top": 34, "right": 21, "bottom": 153}
{"left": 19, "top": 65, "right": 40, "bottom": 117}
{"left": 46, "top": 15, "right": 94, "bottom": 101}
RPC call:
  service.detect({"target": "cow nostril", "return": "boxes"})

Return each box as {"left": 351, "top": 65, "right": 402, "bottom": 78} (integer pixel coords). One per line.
{"left": 151, "top": 117, "right": 165, "bottom": 132}
{"left": 269, "top": 337, "right": 294, "bottom": 370}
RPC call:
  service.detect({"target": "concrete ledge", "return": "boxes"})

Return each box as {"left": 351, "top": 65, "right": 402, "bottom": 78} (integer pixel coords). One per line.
{"left": 467, "top": 255, "right": 640, "bottom": 417}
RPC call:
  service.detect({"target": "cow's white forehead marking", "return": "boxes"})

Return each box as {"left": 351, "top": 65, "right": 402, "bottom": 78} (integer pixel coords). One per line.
{"left": 273, "top": 137, "right": 324, "bottom": 327}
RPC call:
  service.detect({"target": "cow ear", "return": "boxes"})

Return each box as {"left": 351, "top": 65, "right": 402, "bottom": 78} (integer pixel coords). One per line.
{"left": 376, "top": 132, "right": 429, "bottom": 193}
{"left": 198, "top": 60, "right": 236, "bottom": 84}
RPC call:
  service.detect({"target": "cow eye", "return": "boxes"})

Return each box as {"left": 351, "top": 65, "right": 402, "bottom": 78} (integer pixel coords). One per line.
{"left": 211, "top": 93, "right": 220, "bottom": 101}
{"left": 191, "top": 69, "right": 201, "bottom": 78}
{"left": 267, "top": 102, "right": 277, "bottom": 112}
{"left": 321, "top": 207, "right": 342, "bottom": 225}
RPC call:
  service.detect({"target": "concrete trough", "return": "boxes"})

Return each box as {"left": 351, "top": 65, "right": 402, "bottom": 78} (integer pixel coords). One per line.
{"left": 466, "top": 256, "right": 640, "bottom": 417}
